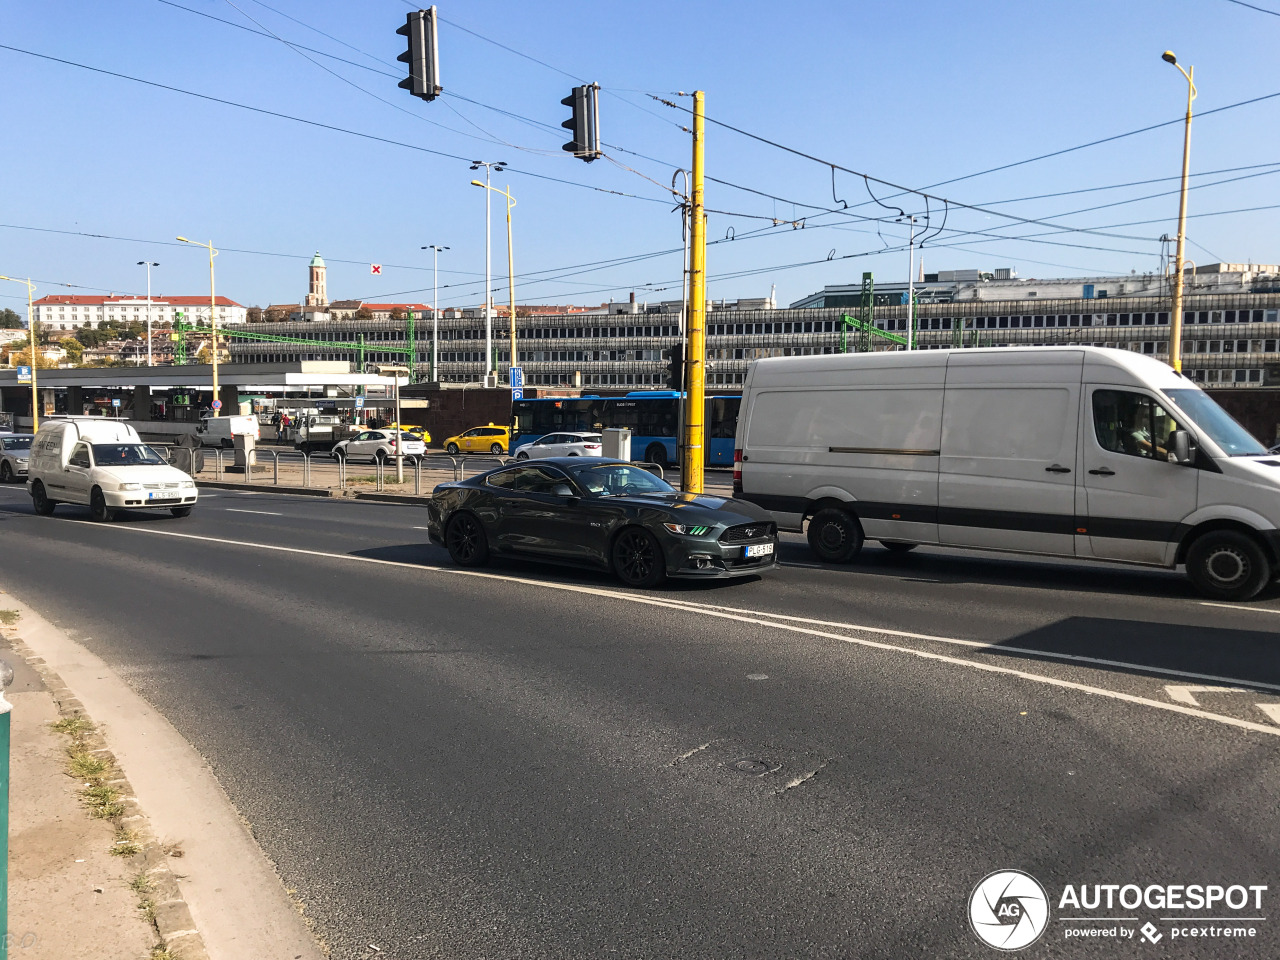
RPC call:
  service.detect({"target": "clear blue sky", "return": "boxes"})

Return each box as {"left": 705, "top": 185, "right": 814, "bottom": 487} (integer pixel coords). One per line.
{"left": 2, "top": 0, "right": 1278, "bottom": 316}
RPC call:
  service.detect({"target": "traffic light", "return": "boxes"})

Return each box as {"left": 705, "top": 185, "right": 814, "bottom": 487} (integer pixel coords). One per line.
{"left": 661, "top": 343, "right": 684, "bottom": 390}
{"left": 397, "top": 7, "right": 440, "bottom": 101}
{"left": 561, "top": 83, "right": 601, "bottom": 161}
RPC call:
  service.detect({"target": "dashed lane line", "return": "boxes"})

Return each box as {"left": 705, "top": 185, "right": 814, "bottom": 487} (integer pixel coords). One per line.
{"left": 1201, "top": 601, "right": 1280, "bottom": 616}
{"left": 39, "top": 520, "right": 1280, "bottom": 740}
{"left": 224, "top": 508, "right": 283, "bottom": 516}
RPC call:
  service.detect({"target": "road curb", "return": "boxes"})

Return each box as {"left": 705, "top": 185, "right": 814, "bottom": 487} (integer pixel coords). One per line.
{"left": 2, "top": 631, "right": 213, "bottom": 960}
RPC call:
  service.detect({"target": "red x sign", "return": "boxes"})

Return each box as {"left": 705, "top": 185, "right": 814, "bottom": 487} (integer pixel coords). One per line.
{"left": 370, "top": 263, "right": 382, "bottom": 275}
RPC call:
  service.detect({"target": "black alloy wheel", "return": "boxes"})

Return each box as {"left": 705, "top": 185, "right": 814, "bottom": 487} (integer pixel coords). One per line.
{"left": 1186, "top": 529, "right": 1270, "bottom": 601}
{"left": 31, "top": 481, "right": 55, "bottom": 516}
{"left": 490, "top": 443, "right": 504, "bottom": 454}
{"left": 446, "top": 512, "right": 489, "bottom": 566}
{"left": 0, "top": 461, "right": 12, "bottom": 483}
{"left": 807, "top": 507, "right": 864, "bottom": 563}
{"left": 171, "top": 506, "right": 193, "bottom": 518}
{"left": 89, "top": 487, "right": 115, "bottom": 523}
{"left": 612, "top": 527, "right": 666, "bottom": 588}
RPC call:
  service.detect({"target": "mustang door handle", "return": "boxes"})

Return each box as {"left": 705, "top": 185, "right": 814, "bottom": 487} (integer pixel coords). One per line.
{"left": 1044, "top": 464, "right": 1071, "bottom": 474}
{"left": 1088, "top": 467, "right": 1116, "bottom": 476}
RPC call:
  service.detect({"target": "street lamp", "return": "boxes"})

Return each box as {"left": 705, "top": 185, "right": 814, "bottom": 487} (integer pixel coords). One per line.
{"left": 422, "top": 244, "right": 449, "bottom": 381}
{"left": 137, "top": 261, "right": 159, "bottom": 367}
{"left": 1163, "top": 50, "right": 1196, "bottom": 374}
{"left": 469, "top": 161, "right": 507, "bottom": 381}
{"left": 0, "top": 276, "right": 38, "bottom": 430}
{"left": 176, "top": 237, "right": 221, "bottom": 416}
{"left": 470, "top": 179, "right": 518, "bottom": 381}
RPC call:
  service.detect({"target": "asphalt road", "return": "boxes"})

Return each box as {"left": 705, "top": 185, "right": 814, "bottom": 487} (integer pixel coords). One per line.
{"left": 0, "top": 482, "right": 1277, "bottom": 959}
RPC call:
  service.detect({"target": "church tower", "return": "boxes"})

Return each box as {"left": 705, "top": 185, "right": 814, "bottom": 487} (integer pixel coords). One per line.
{"left": 305, "top": 251, "right": 327, "bottom": 307}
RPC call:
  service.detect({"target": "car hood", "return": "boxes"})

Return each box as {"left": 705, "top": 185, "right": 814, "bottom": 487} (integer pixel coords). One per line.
{"left": 95, "top": 464, "right": 193, "bottom": 485}
{"left": 607, "top": 491, "right": 773, "bottom": 525}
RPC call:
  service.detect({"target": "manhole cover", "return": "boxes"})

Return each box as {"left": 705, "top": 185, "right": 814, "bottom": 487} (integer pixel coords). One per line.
{"left": 731, "top": 758, "right": 779, "bottom": 775}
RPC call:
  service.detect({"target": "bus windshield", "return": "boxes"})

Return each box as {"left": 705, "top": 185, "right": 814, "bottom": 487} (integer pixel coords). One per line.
{"left": 1163, "top": 389, "right": 1266, "bottom": 457}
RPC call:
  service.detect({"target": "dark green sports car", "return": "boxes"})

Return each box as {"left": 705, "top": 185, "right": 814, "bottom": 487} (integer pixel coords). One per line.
{"left": 426, "top": 458, "right": 779, "bottom": 587}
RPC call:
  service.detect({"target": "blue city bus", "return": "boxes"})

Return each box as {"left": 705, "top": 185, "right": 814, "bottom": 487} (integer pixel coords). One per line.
{"left": 511, "top": 391, "right": 741, "bottom": 466}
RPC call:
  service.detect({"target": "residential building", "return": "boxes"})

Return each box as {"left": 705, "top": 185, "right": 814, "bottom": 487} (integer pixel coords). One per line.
{"left": 32, "top": 294, "right": 248, "bottom": 332}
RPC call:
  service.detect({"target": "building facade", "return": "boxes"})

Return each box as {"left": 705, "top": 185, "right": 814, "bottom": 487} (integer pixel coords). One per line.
{"left": 32, "top": 294, "right": 248, "bottom": 331}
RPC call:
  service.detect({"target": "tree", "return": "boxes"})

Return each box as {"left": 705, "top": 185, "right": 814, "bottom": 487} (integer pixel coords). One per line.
{"left": 353, "top": 306, "right": 374, "bottom": 323}
{"left": 246, "top": 306, "right": 264, "bottom": 323}
{"left": 0, "top": 308, "right": 22, "bottom": 328}
{"left": 59, "top": 337, "right": 84, "bottom": 364}
{"left": 76, "top": 326, "right": 110, "bottom": 348}
{"left": 265, "top": 307, "right": 291, "bottom": 324}
{"left": 7, "top": 346, "right": 58, "bottom": 369}
{"left": 390, "top": 307, "right": 407, "bottom": 321}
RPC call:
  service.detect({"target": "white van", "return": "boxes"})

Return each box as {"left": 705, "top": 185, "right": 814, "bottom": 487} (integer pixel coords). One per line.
{"left": 734, "top": 347, "right": 1280, "bottom": 600}
{"left": 28, "top": 417, "right": 198, "bottom": 521}
{"left": 194, "top": 414, "right": 260, "bottom": 448}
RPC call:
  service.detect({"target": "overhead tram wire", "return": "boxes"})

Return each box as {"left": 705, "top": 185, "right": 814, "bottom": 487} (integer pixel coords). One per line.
{"left": 0, "top": 44, "right": 674, "bottom": 207}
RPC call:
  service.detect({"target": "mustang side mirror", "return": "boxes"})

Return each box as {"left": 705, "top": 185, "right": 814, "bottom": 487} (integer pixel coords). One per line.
{"left": 1172, "top": 429, "right": 1195, "bottom": 465}
{"left": 550, "top": 483, "right": 577, "bottom": 499}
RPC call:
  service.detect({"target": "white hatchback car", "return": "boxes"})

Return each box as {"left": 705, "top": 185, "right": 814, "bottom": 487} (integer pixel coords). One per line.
{"left": 331, "top": 429, "right": 427, "bottom": 464}
{"left": 513, "top": 432, "right": 603, "bottom": 460}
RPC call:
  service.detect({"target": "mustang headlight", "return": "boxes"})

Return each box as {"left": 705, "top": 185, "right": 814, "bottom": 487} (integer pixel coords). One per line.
{"left": 664, "top": 522, "right": 712, "bottom": 536}
{"left": 117, "top": 482, "right": 142, "bottom": 491}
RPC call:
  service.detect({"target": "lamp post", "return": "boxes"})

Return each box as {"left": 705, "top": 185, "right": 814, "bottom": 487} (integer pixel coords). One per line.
{"left": 1163, "top": 50, "right": 1196, "bottom": 374}
{"left": 422, "top": 244, "right": 449, "bottom": 381}
{"left": 470, "top": 180, "right": 518, "bottom": 380}
{"left": 374, "top": 364, "right": 409, "bottom": 483}
{"left": 469, "top": 161, "right": 506, "bottom": 381}
{"left": 0, "top": 276, "right": 38, "bottom": 430}
{"left": 176, "top": 237, "right": 221, "bottom": 415}
{"left": 904, "top": 216, "right": 918, "bottom": 350}
{"left": 137, "top": 261, "right": 159, "bottom": 366}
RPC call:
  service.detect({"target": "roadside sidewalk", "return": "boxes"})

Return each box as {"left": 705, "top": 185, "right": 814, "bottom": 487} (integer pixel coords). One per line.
{"left": 1, "top": 625, "right": 175, "bottom": 959}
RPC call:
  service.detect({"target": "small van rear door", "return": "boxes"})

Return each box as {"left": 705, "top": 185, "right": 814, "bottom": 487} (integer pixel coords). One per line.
{"left": 939, "top": 351, "right": 1083, "bottom": 556}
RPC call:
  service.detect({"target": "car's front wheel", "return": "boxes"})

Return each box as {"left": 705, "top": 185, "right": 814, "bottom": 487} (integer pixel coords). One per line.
{"left": 332, "top": 448, "right": 346, "bottom": 462}
{"left": 807, "top": 507, "right": 863, "bottom": 563}
{"left": 515, "top": 451, "right": 529, "bottom": 460}
{"left": 446, "top": 512, "right": 489, "bottom": 566}
{"left": 446, "top": 443, "right": 460, "bottom": 455}
{"left": 612, "top": 527, "right": 666, "bottom": 588}
{"left": 0, "top": 461, "right": 12, "bottom": 484}
{"left": 1186, "top": 529, "right": 1270, "bottom": 601}
{"left": 31, "top": 481, "right": 55, "bottom": 516}
{"left": 89, "top": 487, "right": 115, "bottom": 523}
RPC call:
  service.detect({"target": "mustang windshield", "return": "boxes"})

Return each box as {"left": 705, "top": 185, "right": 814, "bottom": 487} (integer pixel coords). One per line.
{"left": 1163, "top": 389, "right": 1267, "bottom": 457}
{"left": 568, "top": 463, "right": 675, "bottom": 497}
{"left": 91, "top": 444, "right": 168, "bottom": 466}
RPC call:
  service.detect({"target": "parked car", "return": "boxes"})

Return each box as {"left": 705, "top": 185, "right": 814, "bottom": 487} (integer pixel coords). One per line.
{"left": 27, "top": 417, "right": 197, "bottom": 521}
{"left": 443, "top": 424, "right": 511, "bottom": 455}
{"left": 426, "top": 457, "right": 778, "bottom": 587}
{"left": 513, "top": 432, "right": 603, "bottom": 460}
{"left": 0, "top": 434, "right": 34, "bottom": 483}
{"left": 735, "top": 346, "right": 1280, "bottom": 601}
{"left": 385, "top": 423, "right": 431, "bottom": 443}
{"left": 331, "top": 429, "right": 426, "bottom": 464}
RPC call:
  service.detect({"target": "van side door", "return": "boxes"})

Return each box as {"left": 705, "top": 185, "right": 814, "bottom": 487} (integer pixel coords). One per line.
{"left": 63, "top": 442, "right": 94, "bottom": 504}
{"left": 1080, "top": 387, "right": 1197, "bottom": 564}
{"left": 939, "top": 352, "right": 1082, "bottom": 557}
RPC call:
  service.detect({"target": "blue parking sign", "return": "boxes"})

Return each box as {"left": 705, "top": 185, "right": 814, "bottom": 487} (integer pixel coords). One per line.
{"left": 510, "top": 366, "right": 524, "bottom": 388}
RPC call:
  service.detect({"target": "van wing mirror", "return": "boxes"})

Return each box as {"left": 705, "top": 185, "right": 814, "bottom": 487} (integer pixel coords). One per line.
{"left": 1172, "top": 429, "right": 1195, "bottom": 465}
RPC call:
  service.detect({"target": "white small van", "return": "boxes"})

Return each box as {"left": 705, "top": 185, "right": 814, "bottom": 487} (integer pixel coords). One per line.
{"left": 28, "top": 417, "right": 198, "bottom": 521}
{"left": 734, "top": 347, "right": 1280, "bottom": 600}
{"left": 194, "top": 414, "right": 259, "bottom": 448}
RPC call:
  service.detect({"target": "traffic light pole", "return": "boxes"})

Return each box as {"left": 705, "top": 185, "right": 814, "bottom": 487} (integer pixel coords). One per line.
{"left": 682, "top": 91, "right": 707, "bottom": 495}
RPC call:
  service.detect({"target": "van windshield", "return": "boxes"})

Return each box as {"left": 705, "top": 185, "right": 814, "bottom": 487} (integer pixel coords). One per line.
{"left": 1163, "top": 389, "right": 1267, "bottom": 457}
{"left": 91, "top": 444, "right": 168, "bottom": 466}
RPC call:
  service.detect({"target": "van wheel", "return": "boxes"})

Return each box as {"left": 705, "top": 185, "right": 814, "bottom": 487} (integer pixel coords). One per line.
{"left": 1186, "top": 530, "right": 1270, "bottom": 601}
{"left": 89, "top": 487, "right": 115, "bottom": 523}
{"left": 881, "top": 541, "right": 918, "bottom": 554}
{"left": 807, "top": 507, "right": 863, "bottom": 563}
{"left": 170, "top": 507, "right": 192, "bottom": 518}
{"left": 31, "top": 481, "right": 56, "bottom": 516}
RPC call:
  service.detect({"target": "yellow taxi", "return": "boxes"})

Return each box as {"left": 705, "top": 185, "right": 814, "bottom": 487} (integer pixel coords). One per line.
{"left": 443, "top": 423, "right": 511, "bottom": 455}
{"left": 386, "top": 423, "right": 430, "bottom": 443}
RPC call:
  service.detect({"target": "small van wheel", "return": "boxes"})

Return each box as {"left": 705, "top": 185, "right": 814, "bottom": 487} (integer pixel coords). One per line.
{"left": 89, "top": 487, "right": 115, "bottom": 523}
{"left": 1186, "top": 530, "right": 1270, "bottom": 601}
{"left": 170, "top": 507, "right": 192, "bottom": 518}
{"left": 881, "top": 541, "right": 918, "bottom": 554}
{"left": 31, "top": 481, "right": 55, "bottom": 516}
{"left": 807, "top": 507, "right": 863, "bottom": 563}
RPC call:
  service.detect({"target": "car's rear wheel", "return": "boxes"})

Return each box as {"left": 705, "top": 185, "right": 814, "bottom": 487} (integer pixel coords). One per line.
{"left": 880, "top": 541, "right": 918, "bottom": 554}
{"left": 31, "top": 481, "right": 55, "bottom": 516}
{"left": 612, "top": 527, "right": 666, "bottom": 588}
{"left": 171, "top": 506, "right": 192, "bottom": 518}
{"left": 446, "top": 512, "right": 489, "bottom": 566}
{"left": 446, "top": 442, "right": 459, "bottom": 455}
{"left": 490, "top": 443, "right": 503, "bottom": 454}
{"left": 0, "top": 461, "right": 12, "bottom": 483}
{"left": 807, "top": 507, "right": 863, "bottom": 563}
{"left": 1185, "top": 529, "right": 1270, "bottom": 601}
{"left": 89, "top": 487, "right": 115, "bottom": 523}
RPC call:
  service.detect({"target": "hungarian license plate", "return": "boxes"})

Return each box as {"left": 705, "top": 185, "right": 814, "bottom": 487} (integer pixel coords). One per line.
{"left": 148, "top": 494, "right": 179, "bottom": 504}
{"left": 745, "top": 542, "right": 774, "bottom": 558}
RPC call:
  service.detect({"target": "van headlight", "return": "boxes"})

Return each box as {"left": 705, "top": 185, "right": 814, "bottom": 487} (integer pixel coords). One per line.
{"left": 117, "top": 482, "right": 142, "bottom": 491}
{"left": 180, "top": 480, "right": 195, "bottom": 488}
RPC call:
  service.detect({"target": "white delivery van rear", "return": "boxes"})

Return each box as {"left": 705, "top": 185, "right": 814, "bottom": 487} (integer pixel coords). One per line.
{"left": 195, "top": 414, "right": 259, "bottom": 447}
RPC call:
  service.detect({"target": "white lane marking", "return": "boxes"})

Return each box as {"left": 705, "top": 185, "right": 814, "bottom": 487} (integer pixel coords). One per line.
{"left": 412, "top": 526, "right": 432, "bottom": 530}
{"left": 51, "top": 523, "right": 1280, "bottom": 739}
{"left": 652, "top": 597, "right": 1280, "bottom": 696}
{"left": 224, "top": 508, "right": 283, "bottom": 516}
{"left": 671, "top": 742, "right": 713, "bottom": 765}
{"left": 1163, "top": 684, "right": 1250, "bottom": 706}
{"left": 1257, "top": 703, "right": 1280, "bottom": 725}
{"left": 1201, "top": 601, "right": 1280, "bottom": 615}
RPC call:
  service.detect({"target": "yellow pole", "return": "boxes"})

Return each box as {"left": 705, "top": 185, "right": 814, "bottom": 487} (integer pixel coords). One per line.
{"left": 682, "top": 91, "right": 707, "bottom": 494}
{"left": 505, "top": 187, "right": 517, "bottom": 375}
{"left": 1167, "top": 57, "right": 1195, "bottom": 374}
{"left": 0, "top": 277, "right": 37, "bottom": 430}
